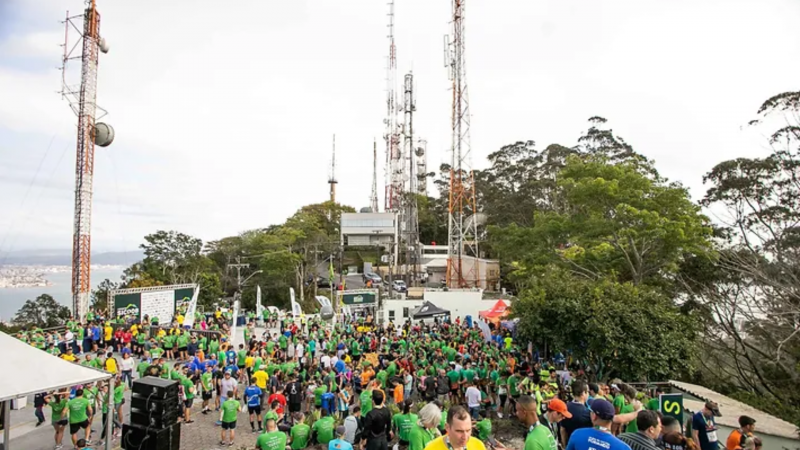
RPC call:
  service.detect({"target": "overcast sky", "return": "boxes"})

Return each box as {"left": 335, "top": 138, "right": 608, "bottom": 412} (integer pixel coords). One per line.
{"left": 1, "top": 0, "right": 798, "bottom": 253}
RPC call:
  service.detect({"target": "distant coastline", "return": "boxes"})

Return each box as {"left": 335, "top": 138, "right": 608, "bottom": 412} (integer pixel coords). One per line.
{"left": 0, "top": 265, "right": 126, "bottom": 289}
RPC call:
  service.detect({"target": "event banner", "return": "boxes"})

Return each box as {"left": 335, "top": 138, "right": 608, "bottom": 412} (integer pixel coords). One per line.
{"left": 113, "top": 286, "right": 195, "bottom": 323}
{"left": 339, "top": 289, "right": 378, "bottom": 305}
{"left": 659, "top": 393, "right": 684, "bottom": 433}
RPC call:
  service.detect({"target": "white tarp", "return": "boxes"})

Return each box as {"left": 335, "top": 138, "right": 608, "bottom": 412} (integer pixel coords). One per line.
{"left": 0, "top": 331, "right": 112, "bottom": 402}
{"left": 290, "top": 288, "right": 303, "bottom": 317}
{"left": 229, "top": 300, "right": 241, "bottom": 347}
{"left": 256, "top": 285, "right": 264, "bottom": 317}
{"left": 141, "top": 289, "right": 174, "bottom": 324}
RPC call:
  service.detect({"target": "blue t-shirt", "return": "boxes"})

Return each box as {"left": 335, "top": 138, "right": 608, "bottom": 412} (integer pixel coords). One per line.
{"left": 245, "top": 386, "right": 263, "bottom": 407}
{"left": 691, "top": 412, "right": 719, "bottom": 450}
{"left": 566, "top": 427, "right": 631, "bottom": 450}
{"left": 334, "top": 360, "right": 346, "bottom": 374}
{"left": 328, "top": 438, "right": 354, "bottom": 450}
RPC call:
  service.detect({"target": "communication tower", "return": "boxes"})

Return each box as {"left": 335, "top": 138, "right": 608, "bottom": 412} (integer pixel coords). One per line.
{"left": 415, "top": 139, "right": 428, "bottom": 196}
{"left": 383, "top": 0, "right": 403, "bottom": 213}
{"left": 370, "top": 139, "right": 379, "bottom": 213}
{"left": 444, "top": 0, "right": 478, "bottom": 288}
{"left": 60, "top": 0, "right": 115, "bottom": 320}
{"left": 328, "top": 134, "right": 337, "bottom": 203}
{"left": 401, "top": 73, "right": 420, "bottom": 285}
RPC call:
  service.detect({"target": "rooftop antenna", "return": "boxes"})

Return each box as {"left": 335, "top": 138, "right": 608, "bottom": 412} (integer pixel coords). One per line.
{"left": 328, "top": 134, "right": 337, "bottom": 203}
{"left": 370, "top": 139, "right": 379, "bottom": 213}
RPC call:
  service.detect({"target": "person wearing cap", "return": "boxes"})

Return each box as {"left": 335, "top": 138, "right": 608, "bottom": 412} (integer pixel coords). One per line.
{"left": 565, "top": 399, "right": 630, "bottom": 450}
{"left": 692, "top": 402, "right": 721, "bottom": 450}
{"left": 255, "top": 418, "right": 287, "bottom": 450}
{"left": 253, "top": 364, "right": 269, "bottom": 406}
{"left": 328, "top": 425, "right": 355, "bottom": 450}
{"left": 540, "top": 398, "right": 571, "bottom": 444}
{"left": 726, "top": 416, "right": 755, "bottom": 450}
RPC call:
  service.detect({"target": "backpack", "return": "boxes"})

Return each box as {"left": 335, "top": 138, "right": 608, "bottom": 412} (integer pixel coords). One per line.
{"left": 321, "top": 392, "right": 336, "bottom": 415}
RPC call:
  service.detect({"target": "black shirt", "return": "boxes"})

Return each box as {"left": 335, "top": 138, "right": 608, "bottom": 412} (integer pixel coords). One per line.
{"left": 285, "top": 381, "right": 303, "bottom": 405}
{"left": 362, "top": 406, "right": 392, "bottom": 440}
{"left": 560, "top": 402, "right": 592, "bottom": 443}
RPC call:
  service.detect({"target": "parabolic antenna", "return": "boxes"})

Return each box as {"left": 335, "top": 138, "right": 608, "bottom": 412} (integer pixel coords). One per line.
{"left": 99, "top": 37, "right": 110, "bottom": 54}
{"left": 93, "top": 122, "right": 115, "bottom": 147}
{"left": 320, "top": 305, "right": 334, "bottom": 320}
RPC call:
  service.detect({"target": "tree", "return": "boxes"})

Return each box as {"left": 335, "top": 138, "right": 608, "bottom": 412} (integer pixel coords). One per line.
{"left": 139, "top": 230, "right": 208, "bottom": 284}
{"left": 91, "top": 278, "right": 119, "bottom": 314}
{"left": 692, "top": 91, "right": 800, "bottom": 425}
{"left": 13, "top": 294, "right": 71, "bottom": 328}
{"left": 512, "top": 268, "right": 700, "bottom": 381}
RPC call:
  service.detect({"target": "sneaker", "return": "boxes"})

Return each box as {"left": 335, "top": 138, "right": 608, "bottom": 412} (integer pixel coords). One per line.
{"left": 497, "top": 412, "right": 503, "bottom": 418}
{"left": 55, "top": 445, "right": 63, "bottom": 449}
{"left": 36, "top": 421, "right": 43, "bottom": 427}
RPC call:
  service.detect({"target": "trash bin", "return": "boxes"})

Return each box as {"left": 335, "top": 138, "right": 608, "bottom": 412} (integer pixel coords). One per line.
{"left": 11, "top": 396, "right": 27, "bottom": 410}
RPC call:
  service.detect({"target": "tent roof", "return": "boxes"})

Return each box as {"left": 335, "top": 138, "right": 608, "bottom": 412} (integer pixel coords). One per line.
{"left": 480, "top": 299, "right": 510, "bottom": 318}
{"left": 0, "top": 332, "right": 112, "bottom": 402}
{"left": 412, "top": 301, "right": 451, "bottom": 318}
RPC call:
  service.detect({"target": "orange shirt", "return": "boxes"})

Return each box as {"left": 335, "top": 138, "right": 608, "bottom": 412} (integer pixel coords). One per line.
{"left": 507, "top": 357, "right": 516, "bottom": 373}
{"left": 393, "top": 384, "right": 404, "bottom": 404}
{"left": 726, "top": 429, "right": 744, "bottom": 450}
{"left": 361, "top": 368, "right": 375, "bottom": 387}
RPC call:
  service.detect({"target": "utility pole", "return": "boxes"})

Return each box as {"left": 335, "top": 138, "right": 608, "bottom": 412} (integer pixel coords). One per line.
{"left": 61, "top": 0, "right": 114, "bottom": 321}
{"left": 227, "top": 257, "right": 249, "bottom": 303}
{"left": 328, "top": 134, "right": 337, "bottom": 204}
{"left": 370, "top": 139, "right": 379, "bottom": 213}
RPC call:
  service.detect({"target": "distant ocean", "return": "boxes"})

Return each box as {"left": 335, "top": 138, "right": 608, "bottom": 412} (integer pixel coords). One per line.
{"left": 0, "top": 268, "right": 124, "bottom": 321}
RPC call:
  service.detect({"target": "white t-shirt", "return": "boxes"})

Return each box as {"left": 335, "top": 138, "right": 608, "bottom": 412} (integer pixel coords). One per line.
{"left": 119, "top": 357, "right": 135, "bottom": 371}
{"left": 465, "top": 386, "right": 482, "bottom": 408}
{"left": 220, "top": 377, "right": 238, "bottom": 398}
{"left": 64, "top": 331, "right": 74, "bottom": 344}
{"left": 321, "top": 355, "right": 332, "bottom": 369}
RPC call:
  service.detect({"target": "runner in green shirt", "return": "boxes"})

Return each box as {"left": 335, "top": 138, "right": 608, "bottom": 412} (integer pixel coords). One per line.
{"left": 311, "top": 411, "right": 335, "bottom": 445}
{"left": 392, "top": 400, "right": 418, "bottom": 443}
{"left": 289, "top": 414, "right": 311, "bottom": 449}
{"left": 220, "top": 394, "right": 240, "bottom": 445}
{"left": 67, "top": 390, "right": 93, "bottom": 445}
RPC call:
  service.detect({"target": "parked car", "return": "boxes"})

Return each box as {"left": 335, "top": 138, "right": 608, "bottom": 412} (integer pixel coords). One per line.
{"left": 305, "top": 275, "right": 331, "bottom": 288}
{"left": 362, "top": 272, "right": 382, "bottom": 285}
{"left": 392, "top": 280, "right": 407, "bottom": 293}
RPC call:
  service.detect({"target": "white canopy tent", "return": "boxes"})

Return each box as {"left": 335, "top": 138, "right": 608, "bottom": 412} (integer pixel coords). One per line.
{"left": 0, "top": 332, "right": 114, "bottom": 450}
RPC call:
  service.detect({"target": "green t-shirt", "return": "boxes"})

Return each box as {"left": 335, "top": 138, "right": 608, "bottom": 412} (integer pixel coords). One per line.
{"left": 462, "top": 369, "right": 476, "bottom": 382}
{"left": 222, "top": 398, "right": 239, "bottom": 423}
{"left": 114, "top": 384, "right": 125, "bottom": 404}
{"left": 67, "top": 397, "right": 90, "bottom": 424}
{"left": 446, "top": 370, "right": 461, "bottom": 386}
{"left": 360, "top": 390, "right": 373, "bottom": 415}
{"left": 508, "top": 375, "right": 520, "bottom": 396}
{"left": 408, "top": 424, "right": 436, "bottom": 450}
{"left": 476, "top": 419, "right": 492, "bottom": 440}
{"left": 201, "top": 372, "right": 213, "bottom": 392}
{"left": 393, "top": 413, "right": 418, "bottom": 442}
{"left": 646, "top": 398, "right": 659, "bottom": 411}
{"left": 209, "top": 340, "right": 220, "bottom": 355}
{"left": 150, "top": 347, "right": 164, "bottom": 359}
{"left": 525, "top": 422, "right": 557, "bottom": 450}
{"left": 256, "top": 430, "right": 287, "bottom": 450}
{"left": 49, "top": 398, "right": 69, "bottom": 423}
{"left": 613, "top": 394, "right": 625, "bottom": 412}
{"left": 262, "top": 410, "right": 279, "bottom": 430}
{"left": 177, "top": 334, "right": 189, "bottom": 348}
{"left": 314, "top": 385, "right": 328, "bottom": 406}
{"left": 312, "top": 416, "right": 335, "bottom": 445}
{"left": 182, "top": 377, "right": 195, "bottom": 399}
{"left": 621, "top": 404, "right": 637, "bottom": 432}
{"left": 290, "top": 423, "right": 311, "bottom": 450}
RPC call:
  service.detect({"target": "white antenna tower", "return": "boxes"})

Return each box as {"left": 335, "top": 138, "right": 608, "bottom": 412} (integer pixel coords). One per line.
{"left": 384, "top": 0, "right": 403, "bottom": 213}
{"left": 370, "top": 139, "right": 379, "bottom": 213}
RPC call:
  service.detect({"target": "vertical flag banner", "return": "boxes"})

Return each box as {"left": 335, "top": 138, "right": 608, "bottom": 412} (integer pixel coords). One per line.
{"left": 182, "top": 286, "right": 200, "bottom": 328}
{"left": 256, "top": 285, "right": 263, "bottom": 317}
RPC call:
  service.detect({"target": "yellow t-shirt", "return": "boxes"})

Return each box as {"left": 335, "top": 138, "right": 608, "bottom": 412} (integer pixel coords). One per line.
{"left": 424, "top": 436, "right": 486, "bottom": 450}
{"left": 253, "top": 370, "right": 269, "bottom": 389}
{"left": 104, "top": 326, "right": 113, "bottom": 341}
{"left": 105, "top": 358, "right": 118, "bottom": 374}
{"left": 61, "top": 353, "right": 76, "bottom": 362}
{"left": 176, "top": 314, "right": 184, "bottom": 325}
{"left": 131, "top": 324, "right": 138, "bottom": 336}
{"left": 245, "top": 356, "right": 255, "bottom": 369}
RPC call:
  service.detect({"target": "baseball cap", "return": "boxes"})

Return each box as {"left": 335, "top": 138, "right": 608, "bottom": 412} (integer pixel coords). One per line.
{"left": 225, "top": 370, "right": 232, "bottom": 375}
{"left": 705, "top": 401, "right": 722, "bottom": 417}
{"left": 548, "top": 399, "right": 573, "bottom": 418}
{"left": 589, "top": 399, "right": 615, "bottom": 421}
{"left": 259, "top": 365, "right": 266, "bottom": 370}
{"left": 335, "top": 426, "right": 346, "bottom": 436}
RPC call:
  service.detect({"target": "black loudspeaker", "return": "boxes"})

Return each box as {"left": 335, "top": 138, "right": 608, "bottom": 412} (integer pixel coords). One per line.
{"left": 131, "top": 377, "right": 179, "bottom": 400}
{"left": 130, "top": 407, "right": 180, "bottom": 429}
{"left": 121, "top": 422, "right": 181, "bottom": 450}
{"left": 130, "top": 393, "right": 180, "bottom": 415}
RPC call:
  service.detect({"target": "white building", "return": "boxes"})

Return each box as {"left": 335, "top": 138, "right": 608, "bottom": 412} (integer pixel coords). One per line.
{"left": 379, "top": 289, "right": 509, "bottom": 324}
{"left": 340, "top": 212, "right": 397, "bottom": 247}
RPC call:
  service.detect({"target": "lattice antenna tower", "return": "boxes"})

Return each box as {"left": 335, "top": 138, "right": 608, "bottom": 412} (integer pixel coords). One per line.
{"left": 370, "top": 139, "right": 379, "bottom": 212}
{"left": 328, "top": 134, "right": 337, "bottom": 203}
{"left": 383, "top": 0, "right": 403, "bottom": 212}
{"left": 415, "top": 139, "right": 428, "bottom": 196}
{"left": 444, "top": 0, "right": 478, "bottom": 288}
{"left": 60, "top": 0, "right": 115, "bottom": 321}
{"left": 402, "top": 72, "right": 420, "bottom": 285}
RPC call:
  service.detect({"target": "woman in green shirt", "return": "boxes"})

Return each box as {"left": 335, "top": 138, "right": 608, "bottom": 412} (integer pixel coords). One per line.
{"left": 409, "top": 403, "right": 441, "bottom": 450}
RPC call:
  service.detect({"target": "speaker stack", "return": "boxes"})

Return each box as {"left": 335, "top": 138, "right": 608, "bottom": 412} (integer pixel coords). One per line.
{"left": 122, "top": 376, "right": 182, "bottom": 450}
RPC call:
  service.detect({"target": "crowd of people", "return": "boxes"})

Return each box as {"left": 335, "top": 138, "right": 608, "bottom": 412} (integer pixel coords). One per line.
{"left": 12, "top": 306, "right": 766, "bottom": 450}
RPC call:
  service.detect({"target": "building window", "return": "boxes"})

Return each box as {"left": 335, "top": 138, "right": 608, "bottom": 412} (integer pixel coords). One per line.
{"left": 388, "top": 310, "right": 395, "bottom": 321}
{"left": 403, "top": 307, "right": 409, "bottom": 318}
{"left": 342, "top": 218, "right": 395, "bottom": 228}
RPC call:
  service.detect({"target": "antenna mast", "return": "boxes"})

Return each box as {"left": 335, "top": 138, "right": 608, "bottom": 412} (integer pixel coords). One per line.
{"left": 61, "top": 0, "right": 114, "bottom": 321}
{"left": 445, "top": 0, "right": 478, "bottom": 288}
{"left": 383, "top": 0, "right": 402, "bottom": 213}
{"left": 402, "top": 73, "right": 420, "bottom": 286}
{"left": 370, "top": 139, "right": 379, "bottom": 212}
{"left": 329, "top": 134, "right": 337, "bottom": 203}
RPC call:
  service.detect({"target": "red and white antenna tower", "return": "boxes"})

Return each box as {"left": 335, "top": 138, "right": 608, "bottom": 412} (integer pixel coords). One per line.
{"left": 445, "top": 0, "right": 478, "bottom": 288}
{"left": 383, "top": 0, "right": 403, "bottom": 212}
{"left": 60, "top": 0, "right": 114, "bottom": 321}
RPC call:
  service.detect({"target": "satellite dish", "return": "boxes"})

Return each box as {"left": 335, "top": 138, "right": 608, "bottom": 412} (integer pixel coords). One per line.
{"left": 320, "top": 305, "right": 334, "bottom": 320}
{"left": 93, "top": 123, "right": 115, "bottom": 147}
{"left": 99, "top": 37, "right": 110, "bottom": 54}
{"left": 415, "top": 147, "right": 425, "bottom": 157}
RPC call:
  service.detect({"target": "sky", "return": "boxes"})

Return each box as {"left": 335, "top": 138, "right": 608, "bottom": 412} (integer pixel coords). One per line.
{"left": 0, "top": 0, "right": 798, "bottom": 253}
